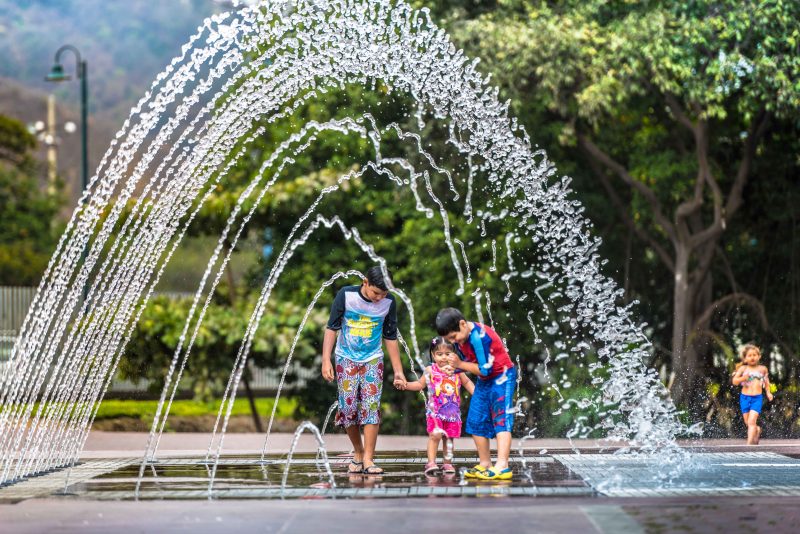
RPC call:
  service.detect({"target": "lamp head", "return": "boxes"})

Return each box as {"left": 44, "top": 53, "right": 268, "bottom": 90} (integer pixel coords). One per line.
{"left": 45, "top": 63, "right": 70, "bottom": 82}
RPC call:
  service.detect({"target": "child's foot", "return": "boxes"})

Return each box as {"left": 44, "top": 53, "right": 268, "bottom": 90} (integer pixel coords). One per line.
{"left": 756, "top": 426, "right": 762, "bottom": 444}
{"left": 442, "top": 463, "right": 456, "bottom": 475}
{"left": 347, "top": 460, "right": 364, "bottom": 473}
{"left": 475, "top": 467, "right": 513, "bottom": 481}
{"left": 463, "top": 464, "right": 489, "bottom": 479}
{"left": 362, "top": 464, "right": 384, "bottom": 475}
{"left": 424, "top": 462, "right": 440, "bottom": 476}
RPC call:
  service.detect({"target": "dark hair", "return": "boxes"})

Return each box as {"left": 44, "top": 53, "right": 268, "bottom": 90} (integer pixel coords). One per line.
{"left": 429, "top": 336, "right": 456, "bottom": 360}
{"left": 435, "top": 307, "right": 465, "bottom": 335}
{"left": 365, "top": 265, "right": 391, "bottom": 291}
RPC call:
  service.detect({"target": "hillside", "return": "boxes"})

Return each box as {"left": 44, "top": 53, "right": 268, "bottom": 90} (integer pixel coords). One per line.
{"left": 0, "top": 0, "right": 225, "bottom": 125}
{"left": 0, "top": 0, "right": 233, "bottom": 207}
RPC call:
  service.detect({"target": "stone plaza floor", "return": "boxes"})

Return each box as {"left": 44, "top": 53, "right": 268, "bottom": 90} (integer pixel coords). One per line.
{"left": 3, "top": 433, "right": 800, "bottom": 532}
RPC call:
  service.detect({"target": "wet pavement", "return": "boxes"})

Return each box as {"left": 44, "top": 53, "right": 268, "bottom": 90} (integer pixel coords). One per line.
{"left": 5, "top": 437, "right": 800, "bottom": 532}
{"left": 63, "top": 450, "right": 589, "bottom": 500}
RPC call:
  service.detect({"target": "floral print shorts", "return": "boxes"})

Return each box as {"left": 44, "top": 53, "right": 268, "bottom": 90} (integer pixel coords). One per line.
{"left": 335, "top": 356, "right": 383, "bottom": 427}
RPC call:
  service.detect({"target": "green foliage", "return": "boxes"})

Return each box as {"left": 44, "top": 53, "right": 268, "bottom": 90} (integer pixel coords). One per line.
{"left": 0, "top": 115, "right": 36, "bottom": 167}
{"left": 120, "top": 295, "right": 325, "bottom": 401}
{"left": 0, "top": 114, "right": 64, "bottom": 285}
{"left": 455, "top": 1, "right": 799, "bottom": 124}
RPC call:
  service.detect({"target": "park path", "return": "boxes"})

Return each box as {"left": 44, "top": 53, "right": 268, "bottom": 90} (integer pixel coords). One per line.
{"left": 80, "top": 431, "right": 800, "bottom": 457}
{"left": 4, "top": 495, "right": 800, "bottom": 533}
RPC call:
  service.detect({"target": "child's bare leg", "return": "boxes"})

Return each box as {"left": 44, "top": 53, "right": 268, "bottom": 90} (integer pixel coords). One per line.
{"left": 345, "top": 425, "right": 364, "bottom": 470}
{"left": 472, "top": 435, "right": 492, "bottom": 468}
{"left": 753, "top": 412, "right": 762, "bottom": 444}
{"left": 439, "top": 436, "right": 455, "bottom": 463}
{"left": 427, "top": 433, "right": 442, "bottom": 464}
{"left": 362, "top": 423, "right": 379, "bottom": 468}
{"left": 741, "top": 413, "right": 748, "bottom": 444}
{"left": 746, "top": 412, "right": 760, "bottom": 445}
{"left": 494, "top": 431, "right": 512, "bottom": 470}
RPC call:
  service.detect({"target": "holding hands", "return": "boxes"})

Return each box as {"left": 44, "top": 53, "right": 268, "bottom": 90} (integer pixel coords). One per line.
{"left": 393, "top": 373, "right": 407, "bottom": 390}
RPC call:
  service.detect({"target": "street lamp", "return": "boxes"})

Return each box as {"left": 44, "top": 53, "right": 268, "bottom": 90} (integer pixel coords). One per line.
{"left": 45, "top": 45, "right": 88, "bottom": 197}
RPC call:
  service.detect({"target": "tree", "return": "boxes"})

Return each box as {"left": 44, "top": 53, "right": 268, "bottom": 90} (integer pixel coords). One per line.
{"left": 0, "top": 114, "right": 64, "bottom": 285}
{"left": 450, "top": 0, "right": 800, "bottom": 408}
{"left": 121, "top": 294, "right": 324, "bottom": 429}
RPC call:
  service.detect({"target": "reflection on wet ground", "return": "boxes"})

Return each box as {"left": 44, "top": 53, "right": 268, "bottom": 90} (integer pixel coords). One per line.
{"left": 74, "top": 450, "right": 591, "bottom": 499}
{"left": 6, "top": 448, "right": 800, "bottom": 501}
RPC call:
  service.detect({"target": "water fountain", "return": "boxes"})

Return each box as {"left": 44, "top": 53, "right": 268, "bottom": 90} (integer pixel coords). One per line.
{"left": 0, "top": 0, "right": 691, "bottom": 491}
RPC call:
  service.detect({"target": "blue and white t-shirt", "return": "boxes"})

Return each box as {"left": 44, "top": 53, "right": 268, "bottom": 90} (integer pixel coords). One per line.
{"left": 326, "top": 285, "right": 398, "bottom": 363}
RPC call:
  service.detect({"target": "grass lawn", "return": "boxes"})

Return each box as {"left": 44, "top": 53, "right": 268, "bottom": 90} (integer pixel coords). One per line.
{"left": 94, "top": 397, "right": 296, "bottom": 420}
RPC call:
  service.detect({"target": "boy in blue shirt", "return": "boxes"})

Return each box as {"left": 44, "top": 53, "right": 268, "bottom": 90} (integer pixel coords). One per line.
{"left": 321, "top": 266, "right": 406, "bottom": 474}
{"left": 436, "top": 307, "right": 517, "bottom": 480}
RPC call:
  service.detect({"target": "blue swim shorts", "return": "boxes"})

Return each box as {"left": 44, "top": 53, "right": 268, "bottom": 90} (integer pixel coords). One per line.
{"left": 466, "top": 367, "right": 517, "bottom": 439}
{"left": 740, "top": 393, "right": 763, "bottom": 414}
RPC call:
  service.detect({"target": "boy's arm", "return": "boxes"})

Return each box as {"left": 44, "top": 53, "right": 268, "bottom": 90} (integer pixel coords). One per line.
{"left": 470, "top": 329, "right": 491, "bottom": 377}
{"left": 321, "top": 328, "right": 337, "bottom": 382}
{"left": 461, "top": 374, "right": 475, "bottom": 395}
{"left": 322, "top": 289, "right": 346, "bottom": 382}
{"left": 450, "top": 357, "right": 481, "bottom": 376}
{"left": 382, "top": 298, "right": 406, "bottom": 388}
{"left": 385, "top": 339, "right": 406, "bottom": 388}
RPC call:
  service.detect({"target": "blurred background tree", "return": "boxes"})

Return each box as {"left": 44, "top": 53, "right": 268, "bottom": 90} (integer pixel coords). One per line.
{"left": 0, "top": 114, "right": 64, "bottom": 285}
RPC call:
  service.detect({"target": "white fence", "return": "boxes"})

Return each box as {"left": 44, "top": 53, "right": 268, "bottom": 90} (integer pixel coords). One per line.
{"left": 0, "top": 286, "right": 314, "bottom": 394}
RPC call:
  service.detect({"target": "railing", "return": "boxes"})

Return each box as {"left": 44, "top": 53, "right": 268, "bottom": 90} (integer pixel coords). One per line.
{"left": 0, "top": 286, "right": 37, "bottom": 332}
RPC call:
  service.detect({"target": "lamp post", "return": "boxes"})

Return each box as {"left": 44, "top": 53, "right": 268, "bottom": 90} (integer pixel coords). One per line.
{"left": 45, "top": 45, "right": 88, "bottom": 197}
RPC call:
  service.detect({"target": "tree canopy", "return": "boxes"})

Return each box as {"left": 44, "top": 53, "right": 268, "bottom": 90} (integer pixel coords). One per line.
{"left": 449, "top": 0, "right": 800, "bottom": 418}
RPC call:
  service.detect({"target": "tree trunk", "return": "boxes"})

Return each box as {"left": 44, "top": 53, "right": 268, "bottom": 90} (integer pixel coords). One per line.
{"left": 670, "top": 245, "right": 696, "bottom": 407}
{"left": 222, "top": 239, "right": 263, "bottom": 433}
{"left": 241, "top": 373, "right": 264, "bottom": 433}
{"left": 578, "top": 107, "right": 772, "bottom": 410}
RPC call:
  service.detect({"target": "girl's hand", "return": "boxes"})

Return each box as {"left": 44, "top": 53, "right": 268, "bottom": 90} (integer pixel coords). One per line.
{"left": 767, "top": 392, "right": 774, "bottom": 402}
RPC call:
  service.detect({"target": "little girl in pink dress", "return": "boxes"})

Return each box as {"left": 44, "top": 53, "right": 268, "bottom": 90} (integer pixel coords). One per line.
{"left": 402, "top": 337, "right": 474, "bottom": 475}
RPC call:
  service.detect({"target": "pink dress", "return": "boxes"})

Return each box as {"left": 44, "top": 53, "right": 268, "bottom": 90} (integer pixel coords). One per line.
{"left": 425, "top": 364, "right": 463, "bottom": 438}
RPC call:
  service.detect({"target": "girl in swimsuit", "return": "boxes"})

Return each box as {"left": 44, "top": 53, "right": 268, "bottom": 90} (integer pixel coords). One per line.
{"left": 732, "top": 344, "right": 774, "bottom": 445}
{"left": 400, "top": 337, "right": 474, "bottom": 476}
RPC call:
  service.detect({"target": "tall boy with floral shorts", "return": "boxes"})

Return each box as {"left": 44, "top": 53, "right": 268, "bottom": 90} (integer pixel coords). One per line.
{"left": 436, "top": 307, "right": 517, "bottom": 480}
{"left": 321, "top": 266, "right": 406, "bottom": 474}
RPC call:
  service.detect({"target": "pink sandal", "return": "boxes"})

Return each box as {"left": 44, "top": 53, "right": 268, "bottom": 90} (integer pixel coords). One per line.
{"left": 442, "top": 463, "right": 456, "bottom": 475}
{"left": 424, "top": 462, "right": 440, "bottom": 476}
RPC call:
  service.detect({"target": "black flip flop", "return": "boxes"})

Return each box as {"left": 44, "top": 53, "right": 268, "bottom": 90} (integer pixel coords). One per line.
{"left": 347, "top": 460, "right": 364, "bottom": 473}
{"left": 362, "top": 464, "right": 384, "bottom": 475}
